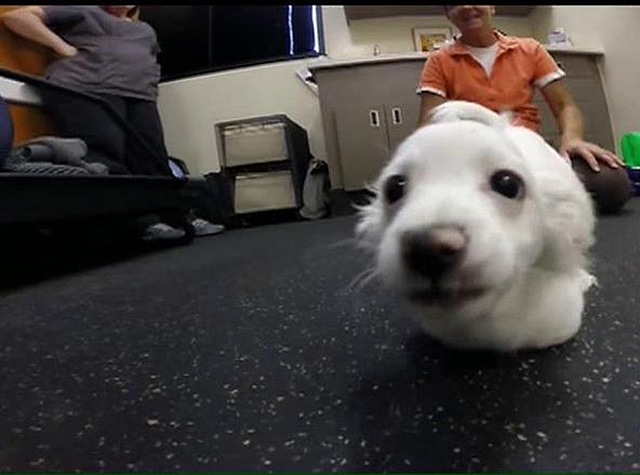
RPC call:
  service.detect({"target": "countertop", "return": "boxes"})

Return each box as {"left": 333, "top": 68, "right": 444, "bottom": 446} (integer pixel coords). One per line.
{"left": 308, "top": 45, "right": 604, "bottom": 72}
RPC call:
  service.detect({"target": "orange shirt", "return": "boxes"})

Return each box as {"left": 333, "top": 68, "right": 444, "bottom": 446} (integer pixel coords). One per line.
{"left": 417, "top": 32, "right": 565, "bottom": 132}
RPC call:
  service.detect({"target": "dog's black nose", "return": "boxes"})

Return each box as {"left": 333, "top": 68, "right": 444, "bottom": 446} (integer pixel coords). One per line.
{"left": 401, "top": 226, "right": 468, "bottom": 281}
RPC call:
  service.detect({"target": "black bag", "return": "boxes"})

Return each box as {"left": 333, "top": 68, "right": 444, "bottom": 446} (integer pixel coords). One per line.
{"left": 299, "top": 158, "right": 331, "bottom": 220}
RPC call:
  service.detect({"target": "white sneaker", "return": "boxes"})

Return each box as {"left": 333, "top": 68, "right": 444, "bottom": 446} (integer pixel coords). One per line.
{"left": 191, "top": 218, "right": 225, "bottom": 237}
{"left": 141, "top": 222, "right": 186, "bottom": 241}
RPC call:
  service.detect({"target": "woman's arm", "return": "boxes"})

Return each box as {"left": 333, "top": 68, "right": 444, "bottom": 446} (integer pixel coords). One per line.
{"left": 1, "top": 6, "right": 77, "bottom": 57}
{"left": 541, "top": 79, "right": 623, "bottom": 171}
{"left": 417, "top": 92, "right": 446, "bottom": 129}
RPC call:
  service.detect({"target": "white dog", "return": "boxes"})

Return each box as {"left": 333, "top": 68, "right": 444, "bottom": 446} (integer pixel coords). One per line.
{"left": 356, "top": 101, "right": 596, "bottom": 352}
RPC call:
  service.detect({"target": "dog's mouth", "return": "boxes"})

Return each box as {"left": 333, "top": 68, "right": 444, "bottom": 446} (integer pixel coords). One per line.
{"left": 407, "top": 285, "right": 486, "bottom": 306}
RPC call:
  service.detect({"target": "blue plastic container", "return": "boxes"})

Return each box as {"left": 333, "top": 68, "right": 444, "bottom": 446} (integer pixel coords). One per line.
{"left": 625, "top": 167, "right": 640, "bottom": 196}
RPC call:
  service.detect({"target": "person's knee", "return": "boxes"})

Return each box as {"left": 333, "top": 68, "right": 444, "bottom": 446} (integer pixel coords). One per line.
{"left": 571, "top": 159, "right": 633, "bottom": 215}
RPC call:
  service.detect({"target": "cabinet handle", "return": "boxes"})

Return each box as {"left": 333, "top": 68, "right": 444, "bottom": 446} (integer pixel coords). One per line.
{"left": 391, "top": 107, "right": 403, "bottom": 125}
{"left": 369, "top": 109, "right": 380, "bottom": 128}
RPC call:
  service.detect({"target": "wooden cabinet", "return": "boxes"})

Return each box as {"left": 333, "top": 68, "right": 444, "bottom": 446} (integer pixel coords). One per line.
{"left": 312, "top": 58, "right": 425, "bottom": 190}
{"left": 311, "top": 50, "right": 613, "bottom": 191}
{"left": 334, "top": 99, "right": 419, "bottom": 191}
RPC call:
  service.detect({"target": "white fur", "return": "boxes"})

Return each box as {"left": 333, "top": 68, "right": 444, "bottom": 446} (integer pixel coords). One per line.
{"left": 356, "top": 101, "right": 596, "bottom": 352}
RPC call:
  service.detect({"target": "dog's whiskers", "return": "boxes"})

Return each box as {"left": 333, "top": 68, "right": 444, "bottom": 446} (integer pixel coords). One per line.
{"left": 328, "top": 236, "right": 379, "bottom": 254}
{"left": 345, "top": 265, "right": 380, "bottom": 295}
{"left": 327, "top": 237, "right": 361, "bottom": 251}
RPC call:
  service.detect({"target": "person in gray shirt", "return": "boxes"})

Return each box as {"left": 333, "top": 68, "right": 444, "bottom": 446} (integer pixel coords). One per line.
{"left": 2, "top": 5, "right": 225, "bottom": 239}
{"left": 3, "top": 5, "right": 168, "bottom": 176}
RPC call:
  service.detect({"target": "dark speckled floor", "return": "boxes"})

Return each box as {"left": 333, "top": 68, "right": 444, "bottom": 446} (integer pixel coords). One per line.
{"left": 0, "top": 200, "right": 639, "bottom": 472}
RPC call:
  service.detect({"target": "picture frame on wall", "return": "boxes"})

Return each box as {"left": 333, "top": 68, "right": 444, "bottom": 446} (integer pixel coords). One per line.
{"left": 412, "top": 27, "right": 453, "bottom": 52}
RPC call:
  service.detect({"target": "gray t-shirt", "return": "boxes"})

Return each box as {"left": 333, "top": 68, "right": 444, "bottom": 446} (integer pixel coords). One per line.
{"left": 42, "top": 6, "right": 161, "bottom": 101}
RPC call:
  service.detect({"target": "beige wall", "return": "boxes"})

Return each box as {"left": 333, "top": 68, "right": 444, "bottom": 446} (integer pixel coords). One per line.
{"left": 322, "top": 6, "right": 532, "bottom": 57}
{"left": 157, "top": 6, "right": 532, "bottom": 177}
{"left": 530, "top": 6, "right": 640, "bottom": 155}
{"left": 159, "top": 6, "right": 639, "bottom": 178}
{"left": 157, "top": 59, "right": 325, "bottom": 177}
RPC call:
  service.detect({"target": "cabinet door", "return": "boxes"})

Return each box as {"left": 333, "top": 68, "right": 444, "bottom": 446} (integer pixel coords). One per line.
{"left": 385, "top": 99, "right": 421, "bottom": 154}
{"left": 335, "top": 102, "right": 391, "bottom": 191}
{"left": 314, "top": 59, "right": 426, "bottom": 190}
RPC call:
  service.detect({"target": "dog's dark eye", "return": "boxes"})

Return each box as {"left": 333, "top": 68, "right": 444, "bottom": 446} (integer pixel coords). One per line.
{"left": 490, "top": 170, "right": 524, "bottom": 200}
{"left": 384, "top": 174, "right": 407, "bottom": 204}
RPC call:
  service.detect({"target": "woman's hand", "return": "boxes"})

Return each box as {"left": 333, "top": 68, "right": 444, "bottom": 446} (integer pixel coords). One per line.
{"left": 55, "top": 43, "right": 77, "bottom": 58}
{"left": 560, "top": 137, "right": 625, "bottom": 172}
{"left": 56, "top": 44, "right": 78, "bottom": 58}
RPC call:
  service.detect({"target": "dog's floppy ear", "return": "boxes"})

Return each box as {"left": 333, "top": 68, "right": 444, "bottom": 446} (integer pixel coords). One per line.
{"left": 498, "top": 120, "right": 596, "bottom": 274}
{"left": 536, "top": 172, "right": 596, "bottom": 272}
{"left": 429, "top": 100, "right": 511, "bottom": 129}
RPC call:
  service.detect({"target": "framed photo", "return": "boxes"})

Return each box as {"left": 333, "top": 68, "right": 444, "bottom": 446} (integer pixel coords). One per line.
{"left": 412, "top": 27, "right": 453, "bottom": 52}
